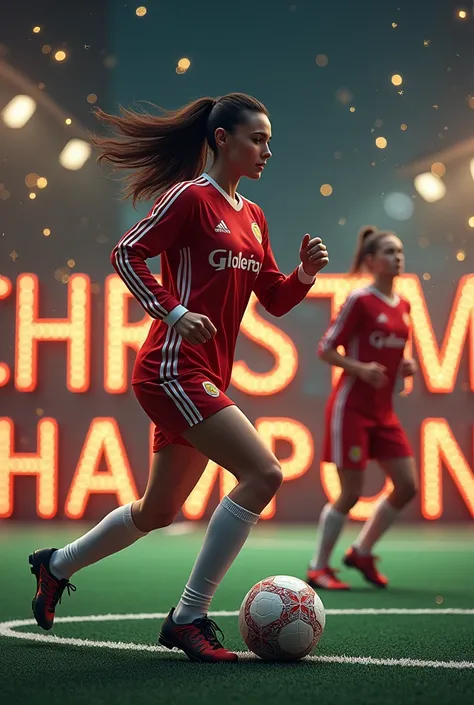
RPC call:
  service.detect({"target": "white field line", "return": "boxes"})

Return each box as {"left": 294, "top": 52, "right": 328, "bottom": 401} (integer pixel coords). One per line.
{"left": 1, "top": 610, "right": 473, "bottom": 670}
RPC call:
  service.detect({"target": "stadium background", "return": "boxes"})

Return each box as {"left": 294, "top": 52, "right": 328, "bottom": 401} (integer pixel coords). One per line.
{"left": 1, "top": 0, "right": 473, "bottom": 525}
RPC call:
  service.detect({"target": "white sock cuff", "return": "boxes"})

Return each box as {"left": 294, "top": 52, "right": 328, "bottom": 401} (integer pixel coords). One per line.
{"left": 221, "top": 495, "right": 260, "bottom": 525}
{"left": 122, "top": 502, "right": 149, "bottom": 535}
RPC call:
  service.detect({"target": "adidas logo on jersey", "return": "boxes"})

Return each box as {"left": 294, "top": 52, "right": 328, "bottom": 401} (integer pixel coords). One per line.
{"left": 209, "top": 248, "right": 262, "bottom": 273}
{"left": 376, "top": 313, "right": 389, "bottom": 324}
{"left": 215, "top": 220, "right": 231, "bottom": 234}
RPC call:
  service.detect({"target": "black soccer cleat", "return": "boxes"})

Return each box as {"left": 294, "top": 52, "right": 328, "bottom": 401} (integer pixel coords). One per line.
{"left": 158, "top": 608, "right": 238, "bottom": 663}
{"left": 29, "top": 548, "right": 76, "bottom": 630}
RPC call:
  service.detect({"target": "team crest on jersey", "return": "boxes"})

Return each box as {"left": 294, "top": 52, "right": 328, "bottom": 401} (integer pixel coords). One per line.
{"left": 403, "top": 312, "right": 411, "bottom": 326}
{"left": 202, "top": 381, "right": 220, "bottom": 397}
{"left": 251, "top": 222, "right": 262, "bottom": 244}
{"left": 348, "top": 446, "right": 362, "bottom": 462}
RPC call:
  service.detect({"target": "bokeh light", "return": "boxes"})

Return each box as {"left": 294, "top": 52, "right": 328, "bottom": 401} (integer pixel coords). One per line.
{"left": 383, "top": 192, "right": 415, "bottom": 221}
{"left": 320, "top": 184, "right": 333, "bottom": 197}
{"left": 25, "top": 173, "right": 39, "bottom": 188}
{"left": 431, "top": 162, "right": 446, "bottom": 177}
{"left": 414, "top": 173, "right": 446, "bottom": 202}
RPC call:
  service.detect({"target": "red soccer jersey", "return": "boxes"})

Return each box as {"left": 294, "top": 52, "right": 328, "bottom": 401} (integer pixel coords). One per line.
{"left": 111, "top": 173, "right": 315, "bottom": 389}
{"left": 318, "top": 285, "right": 411, "bottom": 419}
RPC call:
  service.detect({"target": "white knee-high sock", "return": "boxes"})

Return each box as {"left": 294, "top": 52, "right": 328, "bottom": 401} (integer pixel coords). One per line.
{"left": 49, "top": 503, "right": 148, "bottom": 580}
{"left": 352, "top": 498, "right": 399, "bottom": 555}
{"left": 310, "top": 503, "right": 346, "bottom": 570}
{"left": 173, "top": 495, "right": 259, "bottom": 624}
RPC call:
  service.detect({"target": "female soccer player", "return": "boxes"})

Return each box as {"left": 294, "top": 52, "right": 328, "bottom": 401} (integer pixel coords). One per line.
{"left": 29, "top": 93, "right": 329, "bottom": 662}
{"left": 307, "top": 226, "right": 417, "bottom": 591}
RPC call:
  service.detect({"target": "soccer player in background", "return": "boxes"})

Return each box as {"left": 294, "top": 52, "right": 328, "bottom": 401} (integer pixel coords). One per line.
{"left": 29, "top": 93, "right": 329, "bottom": 662}
{"left": 307, "top": 226, "right": 417, "bottom": 590}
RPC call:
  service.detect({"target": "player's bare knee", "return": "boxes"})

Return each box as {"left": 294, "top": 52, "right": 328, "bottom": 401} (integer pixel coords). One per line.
{"left": 252, "top": 461, "right": 283, "bottom": 501}
{"left": 267, "top": 462, "right": 283, "bottom": 493}
{"left": 402, "top": 478, "right": 417, "bottom": 504}
{"left": 337, "top": 491, "right": 360, "bottom": 513}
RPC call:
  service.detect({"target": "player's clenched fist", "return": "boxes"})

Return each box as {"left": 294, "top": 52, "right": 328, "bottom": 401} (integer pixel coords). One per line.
{"left": 357, "top": 362, "right": 389, "bottom": 389}
{"left": 174, "top": 311, "right": 217, "bottom": 345}
{"left": 299, "top": 234, "right": 329, "bottom": 277}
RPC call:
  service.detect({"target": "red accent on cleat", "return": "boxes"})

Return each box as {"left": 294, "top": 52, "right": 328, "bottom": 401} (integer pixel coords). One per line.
{"left": 343, "top": 547, "right": 389, "bottom": 588}
{"left": 158, "top": 609, "right": 238, "bottom": 663}
{"left": 29, "top": 548, "right": 76, "bottom": 630}
{"left": 307, "top": 566, "right": 350, "bottom": 590}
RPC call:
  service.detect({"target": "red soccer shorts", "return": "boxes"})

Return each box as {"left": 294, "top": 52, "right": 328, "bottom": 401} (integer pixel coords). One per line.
{"left": 133, "top": 372, "right": 235, "bottom": 453}
{"left": 322, "top": 396, "right": 412, "bottom": 470}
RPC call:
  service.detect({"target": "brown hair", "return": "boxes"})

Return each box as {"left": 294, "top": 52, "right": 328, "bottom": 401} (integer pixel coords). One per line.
{"left": 90, "top": 93, "right": 268, "bottom": 205}
{"left": 350, "top": 226, "right": 392, "bottom": 273}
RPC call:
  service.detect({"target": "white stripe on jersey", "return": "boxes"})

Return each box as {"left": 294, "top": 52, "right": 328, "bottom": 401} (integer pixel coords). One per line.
{"left": 172, "top": 247, "right": 192, "bottom": 377}
{"left": 331, "top": 377, "right": 354, "bottom": 467}
{"left": 114, "top": 177, "right": 208, "bottom": 319}
{"left": 116, "top": 181, "right": 189, "bottom": 319}
{"left": 321, "top": 288, "right": 370, "bottom": 352}
{"left": 160, "top": 247, "right": 192, "bottom": 380}
{"left": 330, "top": 336, "right": 359, "bottom": 467}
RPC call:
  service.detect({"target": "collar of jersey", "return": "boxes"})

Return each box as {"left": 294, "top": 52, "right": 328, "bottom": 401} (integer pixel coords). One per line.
{"left": 368, "top": 285, "right": 400, "bottom": 308}
{"left": 201, "top": 173, "right": 244, "bottom": 211}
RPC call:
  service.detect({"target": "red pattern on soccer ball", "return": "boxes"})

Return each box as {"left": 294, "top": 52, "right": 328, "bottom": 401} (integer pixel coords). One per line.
{"left": 243, "top": 577, "right": 323, "bottom": 659}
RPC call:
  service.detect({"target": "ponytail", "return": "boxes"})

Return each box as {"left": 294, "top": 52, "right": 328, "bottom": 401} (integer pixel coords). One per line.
{"left": 350, "top": 225, "right": 389, "bottom": 273}
{"left": 91, "top": 92, "right": 268, "bottom": 205}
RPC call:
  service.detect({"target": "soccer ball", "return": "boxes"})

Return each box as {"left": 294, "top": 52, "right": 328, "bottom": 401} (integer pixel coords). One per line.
{"left": 238, "top": 575, "right": 326, "bottom": 661}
